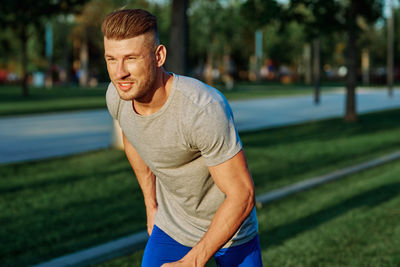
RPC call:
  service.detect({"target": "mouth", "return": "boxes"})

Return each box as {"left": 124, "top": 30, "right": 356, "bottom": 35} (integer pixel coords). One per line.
{"left": 117, "top": 81, "right": 134, "bottom": 91}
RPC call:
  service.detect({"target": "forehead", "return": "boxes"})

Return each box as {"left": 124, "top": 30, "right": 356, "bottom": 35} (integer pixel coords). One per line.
{"left": 104, "top": 35, "right": 152, "bottom": 56}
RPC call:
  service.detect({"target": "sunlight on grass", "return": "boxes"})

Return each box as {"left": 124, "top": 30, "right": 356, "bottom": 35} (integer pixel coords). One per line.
{"left": 98, "top": 160, "right": 400, "bottom": 266}
{"left": 1, "top": 108, "right": 399, "bottom": 266}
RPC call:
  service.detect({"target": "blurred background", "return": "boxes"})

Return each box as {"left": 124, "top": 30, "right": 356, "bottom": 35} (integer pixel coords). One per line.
{"left": 0, "top": 0, "right": 399, "bottom": 93}
{"left": 1, "top": 0, "right": 400, "bottom": 267}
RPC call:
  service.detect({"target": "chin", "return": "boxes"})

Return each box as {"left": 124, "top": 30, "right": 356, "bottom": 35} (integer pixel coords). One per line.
{"left": 117, "top": 90, "right": 136, "bottom": 101}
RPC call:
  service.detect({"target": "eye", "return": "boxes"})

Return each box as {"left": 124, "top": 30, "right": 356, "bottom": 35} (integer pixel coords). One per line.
{"left": 106, "top": 57, "right": 116, "bottom": 63}
{"left": 126, "top": 56, "right": 137, "bottom": 61}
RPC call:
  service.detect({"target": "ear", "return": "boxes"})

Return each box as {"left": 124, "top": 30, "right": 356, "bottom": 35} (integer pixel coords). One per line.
{"left": 155, "top": 44, "right": 167, "bottom": 68}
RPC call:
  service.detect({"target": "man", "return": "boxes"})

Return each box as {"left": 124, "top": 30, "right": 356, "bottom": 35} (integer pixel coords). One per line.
{"left": 102, "top": 9, "right": 262, "bottom": 267}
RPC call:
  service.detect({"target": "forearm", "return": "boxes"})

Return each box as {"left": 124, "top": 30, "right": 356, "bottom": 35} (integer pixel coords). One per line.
{"left": 132, "top": 169, "right": 158, "bottom": 235}
{"left": 124, "top": 143, "right": 156, "bottom": 203}
{"left": 136, "top": 171, "right": 157, "bottom": 210}
{"left": 182, "top": 193, "right": 255, "bottom": 266}
{"left": 123, "top": 132, "right": 158, "bottom": 233}
{"left": 182, "top": 150, "right": 256, "bottom": 266}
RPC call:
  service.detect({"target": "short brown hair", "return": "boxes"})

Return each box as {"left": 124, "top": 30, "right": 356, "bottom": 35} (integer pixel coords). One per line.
{"left": 101, "top": 9, "right": 159, "bottom": 43}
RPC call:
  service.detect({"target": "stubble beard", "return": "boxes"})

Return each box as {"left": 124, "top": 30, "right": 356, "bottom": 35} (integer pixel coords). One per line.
{"left": 115, "top": 72, "right": 157, "bottom": 102}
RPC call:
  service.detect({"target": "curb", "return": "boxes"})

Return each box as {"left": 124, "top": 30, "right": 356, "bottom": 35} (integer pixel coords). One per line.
{"left": 32, "top": 231, "right": 148, "bottom": 267}
{"left": 32, "top": 150, "right": 400, "bottom": 267}
{"left": 255, "top": 150, "right": 400, "bottom": 207}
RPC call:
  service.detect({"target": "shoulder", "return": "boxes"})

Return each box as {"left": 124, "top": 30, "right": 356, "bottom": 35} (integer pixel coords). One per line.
{"left": 173, "top": 74, "right": 227, "bottom": 110}
{"left": 172, "top": 74, "right": 234, "bottom": 130}
{"left": 106, "top": 82, "right": 121, "bottom": 120}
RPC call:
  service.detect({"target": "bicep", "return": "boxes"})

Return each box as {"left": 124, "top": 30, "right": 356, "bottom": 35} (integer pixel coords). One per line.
{"left": 208, "top": 150, "right": 255, "bottom": 199}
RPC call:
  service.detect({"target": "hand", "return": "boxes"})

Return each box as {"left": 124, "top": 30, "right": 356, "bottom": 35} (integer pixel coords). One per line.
{"left": 146, "top": 206, "right": 157, "bottom": 236}
{"left": 161, "top": 260, "right": 197, "bottom": 267}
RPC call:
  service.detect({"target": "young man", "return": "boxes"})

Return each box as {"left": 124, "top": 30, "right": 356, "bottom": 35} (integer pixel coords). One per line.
{"left": 102, "top": 9, "right": 262, "bottom": 267}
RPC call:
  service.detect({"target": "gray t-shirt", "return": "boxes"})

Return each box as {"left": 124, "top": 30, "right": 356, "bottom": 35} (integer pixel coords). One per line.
{"left": 106, "top": 74, "right": 258, "bottom": 248}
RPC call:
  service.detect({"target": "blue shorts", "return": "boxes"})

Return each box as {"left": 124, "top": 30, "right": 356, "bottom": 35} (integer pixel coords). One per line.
{"left": 142, "top": 225, "right": 263, "bottom": 267}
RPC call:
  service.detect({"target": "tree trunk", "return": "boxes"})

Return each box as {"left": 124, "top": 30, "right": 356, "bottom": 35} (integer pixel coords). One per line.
{"left": 361, "top": 48, "right": 370, "bottom": 85}
{"left": 79, "top": 38, "right": 89, "bottom": 87}
{"left": 45, "top": 22, "right": 53, "bottom": 88}
{"left": 167, "top": 0, "right": 188, "bottom": 75}
{"left": 345, "top": 0, "right": 358, "bottom": 122}
{"left": 387, "top": 0, "right": 394, "bottom": 98}
{"left": 204, "top": 51, "right": 214, "bottom": 86}
{"left": 255, "top": 29, "right": 263, "bottom": 81}
{"left": 21, "top": 25, "right": 29, "bottom": 97}
{"left": 313, "top": 38, "right": 320, "bottom": 105}
{"left": 303, "top": 43, "right": 312, "bottom": 85}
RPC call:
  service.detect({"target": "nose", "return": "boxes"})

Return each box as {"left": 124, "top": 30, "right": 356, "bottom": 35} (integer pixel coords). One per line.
{"left": 116, "top": 61, "right": 129, "bottom": 79}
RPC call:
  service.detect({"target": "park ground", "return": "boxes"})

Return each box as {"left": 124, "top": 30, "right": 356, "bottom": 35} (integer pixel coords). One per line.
{"left": 0, "top": 83, "right": 399, "bottom": 266}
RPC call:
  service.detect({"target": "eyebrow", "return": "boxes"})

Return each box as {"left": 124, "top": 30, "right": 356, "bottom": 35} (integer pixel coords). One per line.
{"left": 104, "top": 52, "right": 143, "bottom": 58}
{"left": 104, "top": 53, "right": 114, "bottom": 58}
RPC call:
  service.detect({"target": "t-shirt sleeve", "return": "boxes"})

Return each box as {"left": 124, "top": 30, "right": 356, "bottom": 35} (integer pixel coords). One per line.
{"left": 190, "top": 100, "right": 242, "bottom": 166}
{"left": 106, "top": 82, "right": 121, "bottom": 120}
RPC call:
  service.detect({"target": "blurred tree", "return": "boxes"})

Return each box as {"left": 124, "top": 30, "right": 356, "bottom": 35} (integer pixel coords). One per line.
{"left": 0, "top": 29, "right": 21, "bottom": 74}
{"left": 241, "top": 0, "right": 282, "bottom": 81}
{"left": 289, "top": 0, "right": 342, "bottom": 103}
{"left": 167, "top": 0, "right": 189, "bottom": 75}
{"left": 71, "top": 0, "right": 120, "bottom": 86}
{"left": 259, "top": 20, "right": 307, "bottom": 80}
{"left": 188, "top": 0, "right": 249, "bottom": 84}
{"left": 241, "top": 0, "right": 281, "bottom": 29}
{"left": 368, "top": 6, "right": 400, "bottom": 85}
{"left": 0, "top": 0, "right": 89, "bottom": 96}
{"left": 289, "top": 0, "right": 383, "bottom": 122}
{"left": 387, "top": 0, "right": 394, "bottom": 97}
{"left": 343, "top": 0, "right": 382, "bottom": 122}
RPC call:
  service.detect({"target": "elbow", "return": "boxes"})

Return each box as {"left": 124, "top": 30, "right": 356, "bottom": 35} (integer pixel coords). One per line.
{"left": 240, "top": 186, "right": 255, "bottom": 217}
{"left": 247, "top": 187, "right": 256, "bottom": 214}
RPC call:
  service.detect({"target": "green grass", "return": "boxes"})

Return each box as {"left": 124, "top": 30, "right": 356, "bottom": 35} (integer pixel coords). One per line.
{"left": 98, "top": 156, "right": 400, "bottom": 267}
{"left": 0, "top": 85, "right": 107, "bottom": 116}
{"left": 242, "top": 108, "right": 400, "bottom": 193}
{"left": 257, "top": 159, "right": 400, "bottom": 266}
{"left": 1, "top": 108, "right": 400, "bottom": 266}
{"left": 219, "top": 83, "right": 337, "bottom": 101}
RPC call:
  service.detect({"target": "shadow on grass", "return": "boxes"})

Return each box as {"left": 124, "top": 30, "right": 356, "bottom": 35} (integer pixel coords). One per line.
{"left": 259, "top": 182, "right": 400, "bottom": 249}
{"left": 240, "top": 108, "right": 400, "bottom": 191}
{"left": 0, "top": 149, "right": 131, "bottom": 194}
{"left": 0, "top": 167, "right": 131, "bottom": 195}
{"left": 249, "top": 140, "right": 400, "bottom": 191}
{"left": 0, "top": 150, "right": 146, "bottom": 266}
{"left": 0, "top": 184, "right": 146, "bottom": 266}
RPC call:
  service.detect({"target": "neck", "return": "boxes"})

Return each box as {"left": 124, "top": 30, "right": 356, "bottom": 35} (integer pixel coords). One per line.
{"left": 133, "top": 71, "right": 172, "bottom": 116}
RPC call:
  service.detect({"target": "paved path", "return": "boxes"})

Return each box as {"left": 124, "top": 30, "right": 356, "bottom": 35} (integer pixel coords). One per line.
{"left": 0, "top": 88, "right": 399, "bottom": 164}
{"left": 0, "top": 110, "right": 113, "bottom": 164}
{"left": 233, "top": 88, "right": 400, "bottom": 131}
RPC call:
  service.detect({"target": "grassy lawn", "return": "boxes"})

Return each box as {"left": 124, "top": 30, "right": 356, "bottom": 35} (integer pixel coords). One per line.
{"left": 243, "top": 108, "right": 400, "bottom": 193}
{"left": 220, "top": 83, "right": 338, "bottom": 101}
{"left": 1, "top": 108, "right": 399, "bottom": 266}
{"left": 0, "top": 83, "right": 335, "bottom": 116}
{"left": 0, "top": 85, "right": 107, "bottom": 116}
{"left": 99, "top": 156, "right": 400, "bottom": 267}
{"left": 257, "top": 158, "right": 400, "bottom": 266}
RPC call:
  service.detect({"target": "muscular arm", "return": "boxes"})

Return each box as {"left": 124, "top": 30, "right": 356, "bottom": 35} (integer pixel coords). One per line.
{"left": 123, "top": 132, "right": 158, "bottom": 235}
{"left": 163, "top": 150, "right": 255, "bottom": 267}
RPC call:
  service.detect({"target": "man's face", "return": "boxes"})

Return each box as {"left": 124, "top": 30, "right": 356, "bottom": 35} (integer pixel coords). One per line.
{"left": 104, "top": 34, "right": 157, "bottom": 102}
